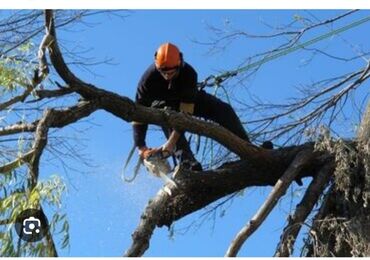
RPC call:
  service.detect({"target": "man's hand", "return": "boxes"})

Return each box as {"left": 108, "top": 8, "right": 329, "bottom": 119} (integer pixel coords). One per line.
{"left": 162, "top": 129, "right": 180, "bottom": 155}
{"left": 138, "top": 146, "right": 172, "bottom": 160}
{"left": 138, "top": 146, "right": 161, "bottom": 160}
{"left": 162, "top": 139, "right": 176, "bottom": 155}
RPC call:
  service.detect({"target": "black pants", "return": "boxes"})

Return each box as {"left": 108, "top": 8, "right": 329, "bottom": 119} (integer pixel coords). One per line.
{"left": 156, "top": 90, "right": 249, "bottom": 162}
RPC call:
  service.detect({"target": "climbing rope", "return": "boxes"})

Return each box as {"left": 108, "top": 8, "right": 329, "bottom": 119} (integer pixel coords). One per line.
{"left": 199, "top": 15, "right": 370, "bottom": 89}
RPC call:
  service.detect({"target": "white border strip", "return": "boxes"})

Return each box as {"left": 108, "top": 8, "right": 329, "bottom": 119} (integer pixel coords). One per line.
{"left": 1, "top": 0, "right": 370, "bottom": 9}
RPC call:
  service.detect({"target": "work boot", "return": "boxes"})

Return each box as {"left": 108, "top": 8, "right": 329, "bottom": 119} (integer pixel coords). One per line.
{"left": 181, "top": 159, "right": 203, "bottom": 171}
{"left": 175, "top": 150, "right": 203, "bottom": 172}
{"left": 261, "top": 141, "right": 273, "bottom": 149}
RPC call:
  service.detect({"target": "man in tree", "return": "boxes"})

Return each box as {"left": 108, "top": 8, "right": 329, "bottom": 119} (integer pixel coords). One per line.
{"left": 132, "top": 42, "right": 252, "bottom": 170}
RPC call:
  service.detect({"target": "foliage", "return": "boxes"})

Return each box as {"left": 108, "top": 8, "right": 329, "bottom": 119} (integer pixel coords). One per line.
{"left": 0, "top": 175, "right": 69, "bottom": 256}
{"left": 0, "top": 41, "right": 68, "bottom": 257}
{"left": 0, "top": 42, "right": 35, "bottom": 92}
{"left": 302, "top": 126, "right": 370, "bottom": 256}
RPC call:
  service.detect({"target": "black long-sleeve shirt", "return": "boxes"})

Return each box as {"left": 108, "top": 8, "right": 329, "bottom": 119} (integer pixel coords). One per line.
{"left": 133, "top": 62, "right": 198, "bottom": 147}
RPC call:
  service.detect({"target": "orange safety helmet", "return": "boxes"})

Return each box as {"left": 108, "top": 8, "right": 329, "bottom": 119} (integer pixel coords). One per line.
{"left": 154, "top": 43, "right": 182, "bottom": 70}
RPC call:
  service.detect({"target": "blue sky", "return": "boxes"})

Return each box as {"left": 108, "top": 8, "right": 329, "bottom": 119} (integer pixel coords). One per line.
{"left": 32, "top": 10, "right": 370, "bottom": 256}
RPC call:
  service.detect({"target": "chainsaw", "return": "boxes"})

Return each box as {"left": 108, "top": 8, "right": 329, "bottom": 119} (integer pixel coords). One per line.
{"left": 143, "top": 151, "right": 178, "bottom": 189}
{"left": 122, "top": 145, "right": 178, "bottom": 193}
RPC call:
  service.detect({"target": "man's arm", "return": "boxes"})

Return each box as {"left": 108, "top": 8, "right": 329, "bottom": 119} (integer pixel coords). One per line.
{"left": 134, "top": 66, "right": 155, "bottom": 155}
{"left": 132, "top": 121, "right": 148, "bottom": 149}
{"left": 162, "top": 102, "right": 194, "bottom": 153}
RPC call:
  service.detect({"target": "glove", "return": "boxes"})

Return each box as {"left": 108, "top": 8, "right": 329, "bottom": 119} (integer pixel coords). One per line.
{"left": 138, "top": 146, "right": 161, "bottom": 160}
{"left": 138, "top": 146, "right": 171, "bottom": 160}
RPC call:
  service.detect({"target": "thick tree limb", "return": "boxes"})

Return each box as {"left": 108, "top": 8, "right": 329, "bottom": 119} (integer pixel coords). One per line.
{"left": 2, "top": 90, "right": 266, "bottom": 162}
{"left": 0, "top": 100, "right": 98, "bottom": 175}
{"left": 33, "top": 86, "right": 75, "bottom": 101}
{"left": 28, "top": 109, "right": 52, "bottom": 187}
{"left": 124, "top": 185, "right": 176, "bottom": 256}
{"left": 0, "top": 100, "right": 99, "bottom": 137}
{"left": 0, "top": 122, "right": 37, "bottom": 137}
{"left": 26, "top": 110, "right": 58, "bottom": 256}
{"left": 225, "top": 149, "right": 314, "bottom": 257}
{"left": 125, "top": 145, "right": 332, "bottom": 256}
{"left": 274, "top": 162, "right": 334, "bottom": 257}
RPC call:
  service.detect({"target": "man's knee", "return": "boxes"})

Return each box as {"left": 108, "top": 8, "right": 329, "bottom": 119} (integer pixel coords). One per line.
{"left": 222, "top": 102, "right": 235, "bottom": 114}
{"left": 215, "top": 101, "right": 250, "bottom": 141}
{"left": 216, "top": 101, "right": 237, "bottom": 121}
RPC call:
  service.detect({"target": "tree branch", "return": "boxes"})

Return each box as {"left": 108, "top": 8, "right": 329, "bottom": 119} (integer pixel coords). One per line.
{"left": 124, "top": 144, "right": 333, "bottom": 256}
{"left": 0, "top": 150, "right": 34, "bottom": 174}
{"left": 25, "top": 110, "right": 58, "bottom": 256}
{"left": 28, "top": 109, "right": 52, "bottom": 187}
{"left": 225, "top": 148, "right": 314, "bottom": 257}
{"left": 0, "top": 100, "right": 99, "bottom": 137}
{"left": 0, "top": 90, "right": 33, "bottom": 111}
{"left": 33, "top": 86, "right": 76, "bottom": 101}
{"left": 274, "top": 162, "right": 334, "bottom": 257}
{"left": 124, "top": 185, "right": 175, "bottom": 256}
